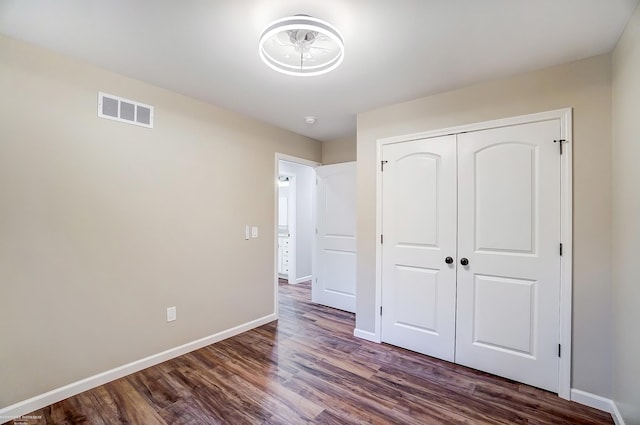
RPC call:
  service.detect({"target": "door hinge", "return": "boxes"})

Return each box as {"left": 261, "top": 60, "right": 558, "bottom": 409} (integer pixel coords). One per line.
{"left": 558, "top": 344, "right": 562, "bottom": 358}
{"left": 380, "top": 306, "right": 383, "bottom": 316}
{"left": 560, "top": 243, "right": 563, "bottom": 256}
{"left": 381, "top": 160, "right": 388, "bottom": 172}
{"left": 315, "top": 228, "right": 318, "bottom": 235}
{"left": 380, "top": 234, "right": 384, "bottom": 244}
{"left": 554, "top": 139, "right": 566, "bottom": 155}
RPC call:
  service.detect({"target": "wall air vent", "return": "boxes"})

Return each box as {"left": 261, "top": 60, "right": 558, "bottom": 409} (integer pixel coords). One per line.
{"left": 97, "top": 92, "right": 153, "bottom": 128}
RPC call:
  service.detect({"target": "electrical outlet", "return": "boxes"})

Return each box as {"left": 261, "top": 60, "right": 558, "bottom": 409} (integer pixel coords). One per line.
{"left": 251, "top": 226, "right": 258, "bottom": 238}
{"left": 167, "top": 306, "right": 176, "bottom": 322}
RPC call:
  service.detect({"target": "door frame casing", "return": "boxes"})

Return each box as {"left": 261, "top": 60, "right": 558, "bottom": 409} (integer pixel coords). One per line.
{"left": 373, "top": 108, "right": 573, "bottom": 399}
{"left": 274, "top": 154, "right": 321, "bottom": 319}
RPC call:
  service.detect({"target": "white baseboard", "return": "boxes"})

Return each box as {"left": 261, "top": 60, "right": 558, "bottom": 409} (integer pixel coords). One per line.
{"left": 295, "top": 275, "right": 312, "bottom": 284}
{"left": 610, "top": 402, "right": 626, "bottom": 425}
{"left": 570, "top": 389, "right": 625, "bottom": 425}
{"left": 353, "top": 328, "right": 380, "bottom": 343}
{"left": 0, "top": 313, "right": 277, "bottom": 424}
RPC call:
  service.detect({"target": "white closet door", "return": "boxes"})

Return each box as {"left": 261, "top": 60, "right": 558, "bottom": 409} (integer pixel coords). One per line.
{"left": 313, "top": 162, "right": 357, "bottom": 313}
{"left": 456, "top": 120, "right": 561, "bottom": 392}
{"left": 381, "top": 135, "right": 458, "bottom": 361}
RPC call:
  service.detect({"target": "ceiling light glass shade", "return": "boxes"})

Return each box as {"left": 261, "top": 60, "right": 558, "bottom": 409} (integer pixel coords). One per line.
{"left": 259, "top": 15, "right": 344, "bottom": 77}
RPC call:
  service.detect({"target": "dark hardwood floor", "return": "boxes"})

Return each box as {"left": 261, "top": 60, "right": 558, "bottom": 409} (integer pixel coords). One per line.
{"left": 20, "top": 280, "right": 613, "bottom": 424}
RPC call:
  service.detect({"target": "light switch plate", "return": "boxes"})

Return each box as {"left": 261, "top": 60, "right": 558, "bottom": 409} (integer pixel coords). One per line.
{"left": 167, "top": 306, "right": 176, "bottom": 322}
{"left": 251, "top": 226, "right": 258, "bottom": 238}
{"left": 245, "top": 225, "right": 250, "bottom": 240}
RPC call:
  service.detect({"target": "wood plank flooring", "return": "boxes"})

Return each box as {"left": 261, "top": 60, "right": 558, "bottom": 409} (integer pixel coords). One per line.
{"left": 19, "top": 280, "right": 613, "bottom": 424}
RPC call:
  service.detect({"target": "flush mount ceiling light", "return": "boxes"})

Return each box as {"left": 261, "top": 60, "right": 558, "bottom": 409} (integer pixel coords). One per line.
{"left": 259, "top": 15, "right": 344, "bottom": 77}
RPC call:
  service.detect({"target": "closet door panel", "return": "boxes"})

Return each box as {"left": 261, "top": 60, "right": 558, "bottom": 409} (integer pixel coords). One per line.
{"left": 456, "top": 120, "right": 561, "bottom": 392}
{"left": 381, "top": 135, "right": 457, "bottom": 361}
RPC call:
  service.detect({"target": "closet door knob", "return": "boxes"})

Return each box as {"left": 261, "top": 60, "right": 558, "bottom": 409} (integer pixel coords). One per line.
{"left": 460, "top": 258, "right": 469, "bottom": 266}
{"left": 445, "top": 257, "right": 454, "bottom": 264}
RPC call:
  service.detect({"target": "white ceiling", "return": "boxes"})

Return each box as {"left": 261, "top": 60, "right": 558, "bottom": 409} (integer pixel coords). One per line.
{"left": 1, "top": 0, "right": 638, "bottom": 141}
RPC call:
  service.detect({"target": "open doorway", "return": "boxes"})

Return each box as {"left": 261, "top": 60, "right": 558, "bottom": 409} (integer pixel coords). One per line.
{"left": 275, "top": 154, "right": 319, "bottom": 319}
{"left": 274, "top": 154, "right": 357, "bottom": 319}
{"left": 277, "top": 174, "right": 293, "bottom": 281}
{"left": 277, "top": 158, "right": 316, "bottom": 286}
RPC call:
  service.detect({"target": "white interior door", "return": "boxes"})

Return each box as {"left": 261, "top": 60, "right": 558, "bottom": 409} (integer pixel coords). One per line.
{"left": 313, "top": 162, "right": 357, "bottom": 313}
{"left": 455, "top": 121, "right": 561, "bottom": 392}
{"left": 380, "top": 135, "right": 458, "bottom": 361}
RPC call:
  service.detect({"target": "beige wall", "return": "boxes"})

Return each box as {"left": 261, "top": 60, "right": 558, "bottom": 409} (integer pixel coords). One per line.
{"left": 612, "top": 3, "right": 640, "bottom": 423}
{"left": 0, "top": 35, "right": 321, "bottom": 408}
{"left": 322, "top": 135, "right": 356, "bottom": 165}
{"left": 357, "top": 54, "right": 613, "bottom": 397}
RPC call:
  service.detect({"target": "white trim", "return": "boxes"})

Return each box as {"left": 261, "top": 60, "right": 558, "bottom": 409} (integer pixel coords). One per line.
{"left": 372, "top": 108, "right": 573, "bottom": 399}
{"left": 558, "top": 108, "right": 573, "bottom": 400}
{"left": 570, "top": 389, "right": 615, "bottom": 412}
{"left": 295, "top": 275, "right": 312, "bottom": 284}
{"left": 274, "top": 153, "right": 321, "bottom": 319}
{"left": 0, "top": 314, "right": 276, "bottom": 424}
{"left": 374, "top": 139, "right": 384, "bottom": 342}
{"left": 570, "top": 389, "right": 624, "bottom": 424}
{"left": 611, "top": 402, "right": 626, "bottom": 425}
{"left": 289, "top": 175, "right": 297, "bottom": 284}
{"left": 377, "top": 109, "right": 570, "bottom": 146}
{"left": 277, "top": 153, "right": 321, "bottom": 168}
{"left": 353, "top": 328, "right": 381, "bottom": 343}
